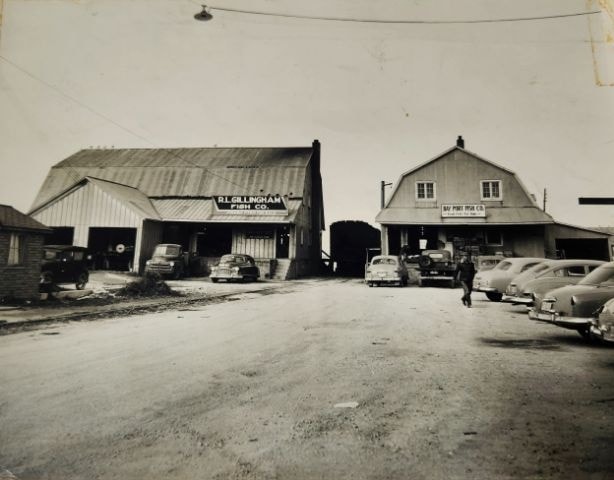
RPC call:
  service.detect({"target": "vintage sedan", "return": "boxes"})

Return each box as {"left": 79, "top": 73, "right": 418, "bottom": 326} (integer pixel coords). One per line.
{"left": 365, "top": 255, "right": 408, "bottom": 287}
{"left": 40, "top": 245, "right": 90, "bottom": 290}
{"left": 590, "top": 298, "right": 614, "bottom": 343}
{"left": 503, "top": 259, "right": 604, "bottom": 306}
{"left": 528, "top": 261, "right": 614, "bottom": 338}
{"left": 473, "top": 257, "right": 545, "bottom": 302}
{"left": 210, "top": 254, "right": 260, "bottom": 283}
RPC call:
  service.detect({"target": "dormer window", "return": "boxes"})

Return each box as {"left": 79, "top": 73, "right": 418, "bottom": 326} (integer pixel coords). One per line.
{"left": 416, "top": 181, "right": 436, "bottom": 200}
{"left": 481, "top": 180, "right": 502, "bottom": 200}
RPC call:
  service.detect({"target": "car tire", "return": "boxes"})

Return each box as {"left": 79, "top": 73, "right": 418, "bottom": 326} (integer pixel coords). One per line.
{"left": 418, "top": 256, "right": 432, "bottom": 268}
{"left": 367, "top": 282, "right": 373, "bottom": 287}
{"left": 486, "top": 292, "right": 503, "bottom": 302}
{"left": 211, "top": 278, "right": 218, "bottom": 283}
{"left": 577, "top": 328, "right": 593, "bottom": 342}
{"left": 75, "top": 272, "right": 89, "bottom": 290}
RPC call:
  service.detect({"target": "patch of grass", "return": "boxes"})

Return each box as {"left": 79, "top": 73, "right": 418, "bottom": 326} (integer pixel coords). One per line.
{"left": 116, "top": 272, "right": 181, "bottom": 298}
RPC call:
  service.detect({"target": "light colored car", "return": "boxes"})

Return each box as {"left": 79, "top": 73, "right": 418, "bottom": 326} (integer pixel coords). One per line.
{"left": 529, "top": 262, "right": 614, "bottom": 339}
{"left": 476, "top": 255, "right": 506, "bottom": 272}
{"left": 210, "top": 254, "right": 260, "bottom": 283}
{"left": 503, "top": 259, "right": 605, "bottom": 306}
{"left": 365, "top": 255, "right": 408, "bottom": 287}
{"left": 590, "top": 297, "right": 614, "bottom": 343}
{"left": 473, "top": 257, "right": 545, "bottom": 302}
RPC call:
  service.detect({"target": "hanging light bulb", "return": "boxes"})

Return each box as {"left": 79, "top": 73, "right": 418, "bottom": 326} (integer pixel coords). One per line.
{"left": 194, "top": 5, "right": 213, "bottom": 21}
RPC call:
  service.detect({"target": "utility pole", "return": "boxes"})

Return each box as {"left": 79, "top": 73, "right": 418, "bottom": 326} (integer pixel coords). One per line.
{"left": 543, "top": 188, "right": 547, "bottom": 212}
{"left": 380, "top": 180, "right": 392, "bottom": 209}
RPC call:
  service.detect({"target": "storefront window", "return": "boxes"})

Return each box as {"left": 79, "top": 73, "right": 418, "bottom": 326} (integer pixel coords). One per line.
{"left": 481, "top": 180, "right": 502, "bottom": 200}
{"left": 416, "top": 181, "right": 436, "bottom": 200}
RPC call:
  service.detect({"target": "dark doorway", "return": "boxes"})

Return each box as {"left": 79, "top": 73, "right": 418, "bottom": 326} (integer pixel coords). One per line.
{"left": 555, "top": 238, "right": 610, "bottom": 261}
{"left": 88, "top": 227, "right": 137, "bottom": 271}
{"left": 45, "top": 227, "right": 74, "bottom": 245}
{"left": 198, "top": 225, "right": 232, "bottom": 257}
{"left": 276, "top": 226, "right": 290, "bottom": 258}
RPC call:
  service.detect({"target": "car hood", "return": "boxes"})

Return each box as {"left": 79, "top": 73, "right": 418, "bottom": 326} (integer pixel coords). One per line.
{"left": 150, "top": 255, "right": 177, "bottom": 263}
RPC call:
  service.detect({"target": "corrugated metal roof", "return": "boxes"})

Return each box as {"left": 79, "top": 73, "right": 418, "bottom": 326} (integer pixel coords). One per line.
{"left": 151, "top": 199, "right": 213, "bottom": 221}
{"left": 0, "top": 204, "right": 51, "bottom": 232}
{"left": 376, "top": 206, "right": 554, "bottom": 225}
{"left": 32, "top": 147, "right": 313, "bottom": 211}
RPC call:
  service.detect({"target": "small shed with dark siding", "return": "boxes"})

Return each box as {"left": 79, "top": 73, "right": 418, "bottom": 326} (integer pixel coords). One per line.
{"left": 0, "top": 205, "right": 50, "bottom": 301}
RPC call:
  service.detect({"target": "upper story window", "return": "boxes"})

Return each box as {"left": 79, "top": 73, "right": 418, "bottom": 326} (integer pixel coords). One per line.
{"left": 416, "top": 181, "right": 436, "bottom": 200}
{"left": 481, "top": 180, "right": 502, "bottom": 200}
{"left": 7, "top": 233, "right": 25, "bottom": 266}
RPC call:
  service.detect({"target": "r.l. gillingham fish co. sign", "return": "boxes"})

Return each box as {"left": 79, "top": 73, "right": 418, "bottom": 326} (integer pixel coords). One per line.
{"left": 214, "top": 195, "right": 287, "bottom": 212}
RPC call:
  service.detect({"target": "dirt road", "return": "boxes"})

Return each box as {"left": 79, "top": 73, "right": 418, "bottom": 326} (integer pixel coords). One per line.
{"left": 1, "top": 279, "right": 613, "bottom": 479}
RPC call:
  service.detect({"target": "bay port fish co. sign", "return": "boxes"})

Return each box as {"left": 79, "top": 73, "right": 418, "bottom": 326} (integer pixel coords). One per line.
{"left": 214, "top": 195, "right": 287, "bottom": 213}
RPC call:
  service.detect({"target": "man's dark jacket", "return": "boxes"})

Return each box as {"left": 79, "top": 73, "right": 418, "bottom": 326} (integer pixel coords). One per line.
{"left": 455, "top": 261, "right": 476, "bottom": 282}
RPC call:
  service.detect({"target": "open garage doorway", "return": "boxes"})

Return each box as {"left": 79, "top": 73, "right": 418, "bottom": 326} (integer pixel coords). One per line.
{"left": 555, "top": 238, "right": 610, "bottom": 261}
{"left": 88, "top": 227, "right": 137, "bottom": 271}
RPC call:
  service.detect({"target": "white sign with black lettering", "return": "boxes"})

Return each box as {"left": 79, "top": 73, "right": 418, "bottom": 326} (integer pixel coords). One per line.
{"left": 441, "top": 204, "right": 486, "bottom": 218}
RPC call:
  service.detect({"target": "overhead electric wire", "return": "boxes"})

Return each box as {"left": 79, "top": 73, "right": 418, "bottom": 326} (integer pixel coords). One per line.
{"left": 203, "top": 5, "right": 601, "bottom": 24}
{"left": 0, "top": 53, "right": 258, "bottom": 194}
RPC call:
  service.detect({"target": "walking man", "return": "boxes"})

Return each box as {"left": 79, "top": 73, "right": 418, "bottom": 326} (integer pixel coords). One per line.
{"left": 455, "top": 254, "right": 476, "bottom": 308}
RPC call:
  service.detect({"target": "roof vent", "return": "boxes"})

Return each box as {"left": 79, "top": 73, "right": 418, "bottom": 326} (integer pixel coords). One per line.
{"left": 456, "top": 136, "right": 465, "bottom": 148}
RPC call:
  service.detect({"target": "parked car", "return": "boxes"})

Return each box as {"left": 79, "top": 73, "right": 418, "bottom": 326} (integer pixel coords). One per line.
{"left": 476, "top": 254, "right": 506, "bottom": 272}
{"left": 528, "top": 262, "right": 614, "bottom": 338}
{"left": 590, "top": 297, "right": 614, "bottom": 343}
{"left": 145, "top": 244, "right": 189, "bottom": 279}
{"left": 210, "top": 254, "right": 260, "bottom": 283}
{"left": 503, "top": 259, "right": 605, "bottom": 306}
{"left": 417, "top": 249, "right": 456, "bottom": 287}
{"left": 40, "top": 245, "right": 89, "bottom": 290}
{"left": 365, "top": 255, "right": 408, "bottom": 287}
{"left": 473, "top": 257, "right": 544, "bottom": 302}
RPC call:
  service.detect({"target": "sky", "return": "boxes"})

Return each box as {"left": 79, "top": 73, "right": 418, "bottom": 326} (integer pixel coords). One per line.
{"left": 1, "top": 0, "right": 613, "bottom": 248}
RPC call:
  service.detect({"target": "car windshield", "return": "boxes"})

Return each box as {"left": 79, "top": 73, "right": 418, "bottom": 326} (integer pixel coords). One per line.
{"left": 372, "top": 257, "right": 397, "bottom": 265}
{"left": 153, "top": 245, "right": 180, "bottom": 256}
{"left": 520, "top": 262, "right": 541, "bottom": 272}
{"left": 496, "top": 261, "right": 512, "bottom": 271}
{"left": 531, "top": 264, "right": 550, "bottom": 274}
{"left": 43, "top": 250, "right": 59, "bottom": 260}
{"left": 579, "top": 266, "right": 614, "bottom": 286}
{"left": 220, "top": 255, "right": 242, "bottom": 264}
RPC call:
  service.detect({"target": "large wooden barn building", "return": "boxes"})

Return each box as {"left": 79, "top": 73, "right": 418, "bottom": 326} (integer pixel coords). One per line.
{"left": 29, "top": 140, "right": 325, "bottom": 279}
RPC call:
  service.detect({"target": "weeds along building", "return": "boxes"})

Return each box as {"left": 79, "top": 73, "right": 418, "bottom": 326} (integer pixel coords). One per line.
{"left": 376, "top": 137, "right": 613, "bottom": 261}
{"left": 29, "top": 140, "right": 325, "bottom": 279}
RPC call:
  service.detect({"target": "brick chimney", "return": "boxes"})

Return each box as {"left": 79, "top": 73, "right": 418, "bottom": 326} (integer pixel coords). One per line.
{"left": 456, "top": 135, "right": 465, "bottom": 148}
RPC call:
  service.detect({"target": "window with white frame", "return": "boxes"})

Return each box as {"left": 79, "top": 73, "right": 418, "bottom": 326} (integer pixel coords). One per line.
{"left": 7, "top": 234, "right": 24, "bottom": 265}
{"left": 416, "top": 181, "right": 436, "bottom": 200}
{"left": 481, "top": 180, "right": 502, "bottom": 200}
